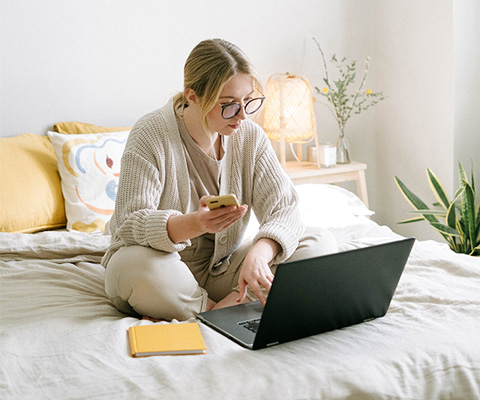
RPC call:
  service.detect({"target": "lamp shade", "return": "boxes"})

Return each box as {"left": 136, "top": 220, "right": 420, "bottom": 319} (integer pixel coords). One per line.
{"left": 263, "top": 73, "right": 317, "bottom": 166}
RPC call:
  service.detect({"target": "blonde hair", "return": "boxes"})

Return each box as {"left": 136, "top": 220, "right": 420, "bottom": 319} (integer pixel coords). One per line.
{"left": 173, "top": 39, "right": 263, "bottom": 133}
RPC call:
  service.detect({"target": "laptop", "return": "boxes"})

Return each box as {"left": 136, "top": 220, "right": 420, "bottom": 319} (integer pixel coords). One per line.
{"left": 197, "top": 237, "right": 415, "bottom": 350}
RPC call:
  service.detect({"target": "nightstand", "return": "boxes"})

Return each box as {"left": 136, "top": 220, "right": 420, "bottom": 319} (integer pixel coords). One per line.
{"left": 284, "top": 161, "right": 369, "bottom": 207}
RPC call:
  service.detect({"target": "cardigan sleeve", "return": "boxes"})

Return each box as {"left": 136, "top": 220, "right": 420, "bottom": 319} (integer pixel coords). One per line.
{"left": 250, "top": 129, "right": 304, "bottom": 264}
{"left": 109, "top": 150, "right": 190, "bottom": 254}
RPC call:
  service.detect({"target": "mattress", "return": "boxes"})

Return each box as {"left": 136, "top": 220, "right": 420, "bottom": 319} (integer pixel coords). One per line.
{"left": 1, "top": 184, "right": 479, "bottom": 399}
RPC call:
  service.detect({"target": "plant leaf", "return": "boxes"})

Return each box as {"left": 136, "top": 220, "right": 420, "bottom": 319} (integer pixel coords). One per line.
{"left": 394, "top": 176, "right": 438, "bottom": 224}
{"left": 475, "top": 203, "right": 480, "bottom": 246}
{"left": 398, "top": 217, "right": 425, "bottom": 224}
{"left": 458, "top": 162, "right": 468, "bottom": 187}
{"left": 395, "top": 176, "right": 429, "bottom": 209}
{"left": 453, "top": 186, "right": 464, "bottom": 201}
{"left": 394, "top": 176, "right": 455, "bottom": 242}
{"left": 427, "top": 168, "right": 450, "bottom": 210}
{"left": 470, "top": 244, "right": 480, "bottom": 256}
{"left": 456, "top": 219, "right": 468, "bottom": 253}
{"left": 446, "top": 186, "right": 465, "bottom": 229}
{"left": 446, "top": 199, "right": 457, "bottom": 229}
{"left": 462, "top": 181, "right": 476, "bottom": 253}
{"left": 430, "top": 222, "right": 459, "bottom": 236}
{"left": 409, "top": 210, "right": 446, "bottom": 216}
{"left": 469, "top": 159, "right": 476, "bottom": 194}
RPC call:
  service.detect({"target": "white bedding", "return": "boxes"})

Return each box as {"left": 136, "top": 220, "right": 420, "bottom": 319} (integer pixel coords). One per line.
{"left": 1, "top": 185, "right": 480, "bottom": 400}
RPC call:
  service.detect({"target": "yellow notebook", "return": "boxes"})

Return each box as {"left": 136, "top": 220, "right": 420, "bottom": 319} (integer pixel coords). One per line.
{"left": 128, "top": 322, "right": 206, "bottom": 357}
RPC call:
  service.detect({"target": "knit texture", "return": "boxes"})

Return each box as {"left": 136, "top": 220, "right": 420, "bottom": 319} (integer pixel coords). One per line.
{"left": 102, "top": 99, "right": 304, "bottom": 271}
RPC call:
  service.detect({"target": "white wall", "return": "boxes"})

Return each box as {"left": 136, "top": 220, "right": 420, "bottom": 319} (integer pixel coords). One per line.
{"left": 0, "top": 0, "right": 378, "bottom": 208}
{"left": 453, "top": 0, "right": 480, "bottom": 190}
{"left": 374, "top": 0, "right": 455, "bottom": 241}
{"left": 1, "top": 0, "right": 478, "bottom": 242}
{"left": 0, "top": 0, "right": 372, "bottom": 137}
{"left": 374, "top": 0, "right": 480, "bottom": 241}
{"left": 0, "top": 0, "right": 378, "bottom": 209}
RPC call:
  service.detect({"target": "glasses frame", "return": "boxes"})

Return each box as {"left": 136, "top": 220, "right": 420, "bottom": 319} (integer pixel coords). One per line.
{"left": 217, "top": 96, "right": 266, "bottom": 120}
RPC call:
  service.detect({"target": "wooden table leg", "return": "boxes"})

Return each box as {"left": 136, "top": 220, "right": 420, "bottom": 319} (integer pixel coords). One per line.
{"left": 355, "top": 170, "right": 369, "bottom": 208}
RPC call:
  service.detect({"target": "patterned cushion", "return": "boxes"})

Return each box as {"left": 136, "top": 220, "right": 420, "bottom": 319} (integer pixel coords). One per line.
{"left": 48, "top": 130, "right": 130, "bottom": 233}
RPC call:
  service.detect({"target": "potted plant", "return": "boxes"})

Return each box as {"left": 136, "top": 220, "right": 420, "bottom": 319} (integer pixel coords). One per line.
{"left": 395, "top": 162, "right": 480, "bottom": 256}
{"left": 313, "top": 38, "right": 385, "bottom": 163}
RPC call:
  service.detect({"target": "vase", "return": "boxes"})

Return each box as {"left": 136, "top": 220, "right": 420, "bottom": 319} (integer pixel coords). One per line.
{"left": 336, "top": 129, "right": 350, "bottom": 164}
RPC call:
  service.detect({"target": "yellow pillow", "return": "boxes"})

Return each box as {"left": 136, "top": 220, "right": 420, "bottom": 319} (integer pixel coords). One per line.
{"left": 54, "top": 121, "right": 131, "bottom": 134}
{"left": 0, "top": 133, "right": 67, "bottom": 233}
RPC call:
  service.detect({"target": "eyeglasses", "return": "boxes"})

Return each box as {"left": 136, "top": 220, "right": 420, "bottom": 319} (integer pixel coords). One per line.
{"left": 217, "top": 97, "right": 266, "bottom": 120}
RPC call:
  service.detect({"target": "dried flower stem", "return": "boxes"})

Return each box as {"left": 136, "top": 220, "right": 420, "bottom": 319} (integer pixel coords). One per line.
{"left": 312, "top": 37, "right": 385, "bottom": 135}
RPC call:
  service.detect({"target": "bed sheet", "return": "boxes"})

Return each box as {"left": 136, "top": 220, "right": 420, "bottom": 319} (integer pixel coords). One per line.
{"left": 1, "top": 221, "right": 479, "bottom": 400}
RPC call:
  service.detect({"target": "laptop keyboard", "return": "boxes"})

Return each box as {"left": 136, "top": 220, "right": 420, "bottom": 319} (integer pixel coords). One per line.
{"left": 238, "top": 318, "right": 261, "bottom": 333}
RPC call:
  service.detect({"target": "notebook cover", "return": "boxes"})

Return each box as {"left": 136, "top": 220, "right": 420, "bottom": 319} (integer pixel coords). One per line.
{"left": 128, "top": 322, "right": 206, "bottom": 357}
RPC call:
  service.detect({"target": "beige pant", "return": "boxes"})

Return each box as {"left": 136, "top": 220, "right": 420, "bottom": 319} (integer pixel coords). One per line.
{"left": 104, "top": 226, "right": 338, "bottom": 321}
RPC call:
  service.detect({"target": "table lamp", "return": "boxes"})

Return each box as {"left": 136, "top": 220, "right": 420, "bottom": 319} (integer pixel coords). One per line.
{"left": 262, "top": 73, "right": 320, "bottom": 167}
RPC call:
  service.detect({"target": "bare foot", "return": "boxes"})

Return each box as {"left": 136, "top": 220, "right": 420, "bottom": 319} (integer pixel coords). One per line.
{"left": 212, "top": 291, "right": 250, "bottom": 310}
{"left": 206, "top": 297, "right": 216, "bottom": 311}
{"left": 141, "top": 294, "right": 248, "bottom": 321}
{"left": 141, "top": 316, "right": 165, "bottom": 323}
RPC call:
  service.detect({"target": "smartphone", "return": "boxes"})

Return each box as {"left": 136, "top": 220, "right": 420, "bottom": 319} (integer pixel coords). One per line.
{"left": 206, "top": 194, "right": 240, "bottom": 209}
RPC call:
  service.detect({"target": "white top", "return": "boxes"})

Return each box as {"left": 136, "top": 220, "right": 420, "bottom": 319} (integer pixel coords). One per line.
{"left": 176, "top": 112, "right": 224, "bottom": 212}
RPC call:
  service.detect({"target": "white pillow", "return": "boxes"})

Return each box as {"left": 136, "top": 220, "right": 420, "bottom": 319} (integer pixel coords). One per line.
{"left": 243, "top": 183, "right": 375, "bottom": 240}
{"left": 48, "top": 130, "right": 130, "bottom": 232}
{"left": 295, "top": 183, "right": 374, "bottom": 227}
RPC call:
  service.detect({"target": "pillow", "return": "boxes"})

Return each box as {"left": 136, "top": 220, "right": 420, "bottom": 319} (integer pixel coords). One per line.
{"left": 53, "top": 121, "right": 131, "bottom": 134}
{"left": 48, "top": 130, "right": 130, "bottom": 233}
{"left": 243, "top": 183, "right": 375, "bottom": 240}
{"left": 295, "top": 183, "right": 375, "bottom": 228}
{"left": 0, "top": 133, "right": 66, "bottom": 233}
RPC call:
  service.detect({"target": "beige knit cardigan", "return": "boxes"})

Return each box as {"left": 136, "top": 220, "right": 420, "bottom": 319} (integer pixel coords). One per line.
{"left": 102, "top": 100, "right": 304, "bottom": 275}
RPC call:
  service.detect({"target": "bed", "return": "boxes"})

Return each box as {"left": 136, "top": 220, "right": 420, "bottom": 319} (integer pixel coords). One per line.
{"left": 1, "top": 127, "right": 480, "bottom": 399}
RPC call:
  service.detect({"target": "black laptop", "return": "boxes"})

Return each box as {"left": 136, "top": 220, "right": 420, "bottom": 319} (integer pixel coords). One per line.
{"left": 197, "top": 237, "right": 415, "bottom": 350}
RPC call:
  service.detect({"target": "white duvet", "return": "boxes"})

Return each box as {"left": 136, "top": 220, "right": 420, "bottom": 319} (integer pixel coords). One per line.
{"left": 1, "top": 185, "right": 480, "bottom": 400}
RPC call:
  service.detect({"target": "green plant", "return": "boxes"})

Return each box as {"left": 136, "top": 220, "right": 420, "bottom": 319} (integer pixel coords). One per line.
{"left": 312, "top": 38, "right": 385, "bottom": 135}
{"left": 395, "top": 163, "right": 480, "bottom": 256}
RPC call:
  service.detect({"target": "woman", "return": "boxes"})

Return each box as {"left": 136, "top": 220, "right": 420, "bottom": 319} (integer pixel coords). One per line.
{"left": 102, "top": 38, "right": 338, "bottom": 321}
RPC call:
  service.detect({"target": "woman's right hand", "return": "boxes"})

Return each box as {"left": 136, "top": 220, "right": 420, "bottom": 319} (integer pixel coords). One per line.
{"left": 196, "top": 195, "right": 248, "bottom": 234}
{"left": 167, "top": 196, "right": 248, "bottom": 244}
